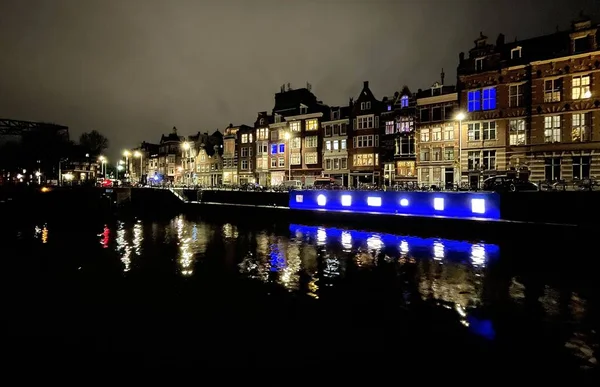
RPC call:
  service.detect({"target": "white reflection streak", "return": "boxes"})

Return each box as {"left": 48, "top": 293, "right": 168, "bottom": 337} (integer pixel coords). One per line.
{"left": 341, "top": 231, "right": 352, "bottom": 250}
{"left": 177, "top": 217, "right": 193, "bottom": 276}
{"left": 133, "top": 221, "right": 143, "bottom": 256}
{"left": 433, "top": 240, "right": 445, "bottom": 260}
{"left": 316, "top": 227, "right": 327, "bottom": 246}
{"left": 471, "top": 244, "right": 486, "bottom": 267}
{"left": 116, "top": 221, "right": 131, "bottom": 272}
{"left": 324, "top": 256, "right": 340, "bottom": 278}
{"left": 400, "top": 240, "right": 409, "bottom": 255}
{"left": 367, "top": 234, "right": 383, "bottom": 251}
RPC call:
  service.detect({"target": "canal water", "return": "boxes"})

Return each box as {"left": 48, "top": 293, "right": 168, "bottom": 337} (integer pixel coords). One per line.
{"left": 1, "top": 214, "right": 597, "bottom": 377}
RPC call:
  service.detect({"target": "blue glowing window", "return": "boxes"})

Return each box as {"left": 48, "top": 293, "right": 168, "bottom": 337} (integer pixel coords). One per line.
{"left": 341, "top": 195, "right": 352, "bottom": 207}
{"left": 367, "top": 197, "right": 382, "bottom": 207}
{"left": 271, "top": 144, "right": 278, "bottom": 154}
{"left": 433, "top": 198, "right": 444, "bottom": 211}
{"left": 482, "top": 87, "right": 496, "bottom": 110}
{"left": 471, "top": 198, "right": 485, "bottom": 214}
{"left": 400, "top": 198, "right": 409, "bottom": 207}
{"left": 401, "top": 95, "right": 409, "bottom": 108}
{"left": 317, "top": 194, "right": 327, "bottom": 206}
{"left": 279, "top": 143, "right": 285, "bottom": 153}
{"left": 467, "top": 90, "right": 481, "bottom": 112}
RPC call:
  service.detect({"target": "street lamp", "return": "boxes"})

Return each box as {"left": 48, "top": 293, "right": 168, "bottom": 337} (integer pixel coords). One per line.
{"left": 98, "top": 156, "right": 107, "bottom": 176}
{"left": 35, "top": 171, "right": 41, "bottom": 185}
{"left": 284, "top": 132, "right": 291, "bottom": 181}
{"left": 455, "top": 112, "right": 466, "bottom": 187}
{"left": 117, "top": 164, "right": 124, "bottom": 180}
{"left": 134, "top": 151, "right": 143, "bottom": 184}
{"left": 123, "top": 150, "right": 131, "bottom": 177}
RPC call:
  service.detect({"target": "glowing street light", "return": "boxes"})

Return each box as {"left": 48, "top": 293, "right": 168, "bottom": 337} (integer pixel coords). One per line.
{"left": 123, "top": 150, "right": 131, "bottom": 176}
{"left": 98, "top": 155, "right": 107, "bottom": 176}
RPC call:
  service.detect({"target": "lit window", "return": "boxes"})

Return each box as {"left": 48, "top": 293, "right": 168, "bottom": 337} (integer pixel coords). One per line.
{"left": 482, "top": 87, "right": 496, "bottom": 110}
{"left": 400, "top": 95, "right": 409, "bottom": 108}
{"left": 367, "top": 197, "right": 382, "bottom": 207}
{"left": 296, "top": 195, "right": 303, "bottom": 203}
{"left": 572, "top": 75, "right": 591, "bottom": 100}
{"left": 471, "top": 198, "right": 485, "bottom": 214}
{"left": 433, "top": 198, "right": 444, "bottom": 211}
{"left": 467, "top": 90, "right": 481, "bottom": 112}
{"left": 341, "top": 195, "right": 352, "bottom": 207}
{"left": 271, "top": 144, "right": 278, "bottom": 154}
{"left": 400, "top": 198, "right": 409, "bottom": 207}
{"left": 317, "top": 194, "right": 327, "bottom": 206}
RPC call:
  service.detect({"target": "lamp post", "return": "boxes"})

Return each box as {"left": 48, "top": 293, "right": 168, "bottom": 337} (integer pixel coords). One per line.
{"left": 134, "top": 151, "right": 143, "bottom": 184}
{"left": 182, "top": 142, "right": 190, "bottom": 185}
{"left": 123, "top": 150, "right": 131, "bottom": 179}
{"left": 284, "top": 132, "right": 291, "bottom": 180}
{"left": 455, "top": 112, "right": 466, "bottom": 187}
{"left": 35, "top": 171, "right": 41, "bottom": 185}
{"left": 98, "top": 156, "right": 107, "bottom": 177}
{"left": 117, "top": 160, "right": 125, "bottom": 180}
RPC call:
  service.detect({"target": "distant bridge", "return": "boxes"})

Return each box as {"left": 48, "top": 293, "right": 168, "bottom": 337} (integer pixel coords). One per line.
{"left": 0, "top": 118, "right": 69, "bottom": 137}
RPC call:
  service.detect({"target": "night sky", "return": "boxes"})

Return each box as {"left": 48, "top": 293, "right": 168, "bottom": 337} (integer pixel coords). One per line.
{"left": 1, "top": 0, "right": 598, "bottom": 160}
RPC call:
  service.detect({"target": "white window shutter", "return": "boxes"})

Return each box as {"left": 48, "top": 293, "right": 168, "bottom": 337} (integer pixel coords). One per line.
{"left": 375, "top": 116, "right": 379, "bottom": 128}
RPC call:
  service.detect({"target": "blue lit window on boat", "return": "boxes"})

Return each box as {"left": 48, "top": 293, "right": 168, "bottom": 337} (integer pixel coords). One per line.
{"left": 471, "top": 198, "right": 485, "bottom": 214}
{"left": 367, "top": 197, "right": 382, "bottom": 207}
{"left": 341, "top": 195, "right": 352, "bottom": 207}
{"left": 433, "top": 197, "right": 444, "bottom": 211}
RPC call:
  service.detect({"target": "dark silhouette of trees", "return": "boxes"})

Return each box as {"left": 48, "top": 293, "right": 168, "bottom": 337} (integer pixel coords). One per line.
{"left": 79, "top": 130, "right": 109, "bottom": 157}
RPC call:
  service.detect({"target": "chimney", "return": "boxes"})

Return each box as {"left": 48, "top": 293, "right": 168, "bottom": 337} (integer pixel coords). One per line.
{"left": 440, "top": 68, "right": 445, "bottom": 85}
{"left": 363, "top": 81, "right": 369, "bottom": 88}
{"left": 496, "top": 33, "right": 505, "bottom": 46}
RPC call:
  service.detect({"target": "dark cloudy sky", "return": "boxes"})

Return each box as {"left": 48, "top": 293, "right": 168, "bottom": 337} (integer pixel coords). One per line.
{"left": 1, "top": 0, "right": 598, "bottom": 160}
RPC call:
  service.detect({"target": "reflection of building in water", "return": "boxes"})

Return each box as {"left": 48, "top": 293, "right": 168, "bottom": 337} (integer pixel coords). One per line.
{"left": 222, "top": 223, "right": 238, "bottom": 239}
{"left": 99, "top": 225, "right": 110, "bottom": 249}
{"left": 279, "top": 243, "right": 301, "bottom": 291}
{"left": 34, "top": 224, "right": 49, "bottom": 244}
{"left": 238, "top": 231, "right": 275, "bottom": 283}
{"left": 418, "top": 258, "right": 481, "bottom": 310}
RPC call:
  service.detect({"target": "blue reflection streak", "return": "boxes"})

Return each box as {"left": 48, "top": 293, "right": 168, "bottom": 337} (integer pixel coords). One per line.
{"left": 289, "top": 224, "right": 499, "bottom": 263}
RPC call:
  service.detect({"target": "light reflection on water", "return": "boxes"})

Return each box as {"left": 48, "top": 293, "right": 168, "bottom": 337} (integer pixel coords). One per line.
{"left": 27, "top": 217, "right": 598, "bottom": 368}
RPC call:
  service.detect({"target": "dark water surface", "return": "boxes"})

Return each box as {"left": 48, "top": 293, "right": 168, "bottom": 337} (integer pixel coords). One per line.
{"left": 1, "top": 213, "right": 598, "bottom": 377}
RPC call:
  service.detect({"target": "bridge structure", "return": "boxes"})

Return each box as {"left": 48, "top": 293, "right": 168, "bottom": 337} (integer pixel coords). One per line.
{"left": 0, "top": 118, "right": 69, "bottom": 138}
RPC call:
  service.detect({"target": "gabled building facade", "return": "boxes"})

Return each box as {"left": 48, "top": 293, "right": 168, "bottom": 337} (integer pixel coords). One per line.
{"left": 381, "top": 86, "right": 417, "bottom": 186}
{"left": 322, "top": 106, "right": 350, "bottom": 185}
{"left": 268, "top": 85, "right": 328, "bottom": 186}
{"left": 158, "top": 127, "right": 182, "bottom": 182}
{"left": 349, "top": 81, "right": 382, "bottom": 186}
{"left": 254, "top": 112, "right": 271, "bottom": 186}
{"left": 416, "top": 80, "right": 459, "bottom": 188}
{"left": 194, "top": 130, "right": 223, "bottom": 187}
{"left": 237, "top": 125, "right": 255, "bottom": 184}
{"left": 222, "top": 124, "right": 251, "bottom": 185}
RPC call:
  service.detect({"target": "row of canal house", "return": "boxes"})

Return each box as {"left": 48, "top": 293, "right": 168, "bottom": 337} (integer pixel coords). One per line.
{"left": 129, "top": 15, "right": 600, "bottom": 188}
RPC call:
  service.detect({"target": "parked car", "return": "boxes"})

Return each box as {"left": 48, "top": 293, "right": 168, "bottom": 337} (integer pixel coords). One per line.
{"left": 482, "top": 175, "right": 538, "bottom": 192}
{"left": 314, "top": 178, "right": 342, "bottom": 190}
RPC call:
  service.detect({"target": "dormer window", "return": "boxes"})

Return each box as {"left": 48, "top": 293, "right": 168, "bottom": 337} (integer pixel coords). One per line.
{"left": 274, "top": 114, "right": 282, "bottom": 123}
{"left": 360, "top": 101, "right": 371, "bottom": 110}
{"left": 300, "top": 104, "right": 308, "bottom": 114}
{"left": 400, "top": 95, "right": 409, "bottom": 108}
{"left": 475, "top": 58, "right": 484, "bottom": 71}
{"left": 332, "top": 110, "right": 339, "bottom": 120}
{"left": 259, "top": 118, "right": 265, "bottom": 125}
{"left": 511, "top": 46, "right": 522, "bottom": 59}
{"left": 574, "top": 36, "right": 590, "bottom": 53}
